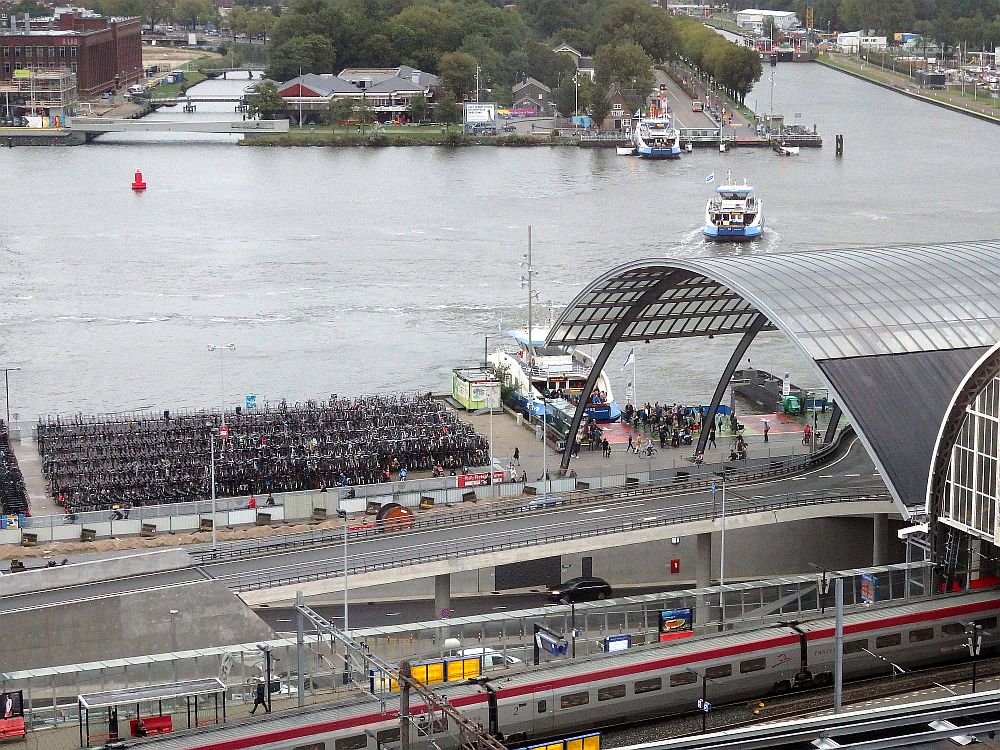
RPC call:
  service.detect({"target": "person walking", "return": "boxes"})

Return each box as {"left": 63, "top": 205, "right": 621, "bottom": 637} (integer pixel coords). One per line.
{"left": 602, "top": 437, "right": 611, "bottom": 458}
{"left": 763, "top": 420, "right": 770, "bottom": 443}
{"left": 626, "top": 435, "right": 634, "bottom": 454}
{"left": 708, "top": 428, "right": 717, "bottom": 450}
{"left": 513, "top": 446, "right": 520, "bottom": 465}
{"left": 250, "top": 680, "right": 268, "bottom": 715}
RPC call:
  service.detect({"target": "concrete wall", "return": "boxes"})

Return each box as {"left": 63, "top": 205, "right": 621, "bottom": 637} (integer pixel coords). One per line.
{"left": 0, "top": 580, "right": 274, "bottom": 673}
{"left": 309, "top": 515, "right": 902, "bottom": 603}
{"left": 0, "top": 549, "right": 191, "bottom": 597}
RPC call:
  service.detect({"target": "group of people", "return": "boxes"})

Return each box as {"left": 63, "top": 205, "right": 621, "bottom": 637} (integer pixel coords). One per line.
{"left": 0, "top": 422, "right": 28, "bottom": 516}
{"left": 37, "top": 394, "right": 490, "bottom": 512}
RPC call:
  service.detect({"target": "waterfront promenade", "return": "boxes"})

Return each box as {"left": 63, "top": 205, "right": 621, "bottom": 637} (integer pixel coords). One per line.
{"left": 818, "top": 53, "right": 1000, "bottom": 124}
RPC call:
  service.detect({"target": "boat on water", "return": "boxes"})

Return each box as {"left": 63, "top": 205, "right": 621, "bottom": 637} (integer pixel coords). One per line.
{"left": 703, "top": 175, "right": 764, "bottom": 241}
{"left": 488, "top": 329, "right": 621, "bottom": 422}
{"left": 632, "top": 117, "right": 681, "bottom": 159}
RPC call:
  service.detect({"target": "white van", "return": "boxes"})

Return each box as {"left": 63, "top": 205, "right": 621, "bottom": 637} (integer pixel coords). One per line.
{"left": 455, "top": 647, "right": 522, "bottom": 670}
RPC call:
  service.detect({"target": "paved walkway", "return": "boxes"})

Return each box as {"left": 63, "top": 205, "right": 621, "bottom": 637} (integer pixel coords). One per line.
{"left": 456, "top": 406, "right": 836, "bottom": 481}
{"left": 10, "top": 436, "right": 55, "bottom": 516}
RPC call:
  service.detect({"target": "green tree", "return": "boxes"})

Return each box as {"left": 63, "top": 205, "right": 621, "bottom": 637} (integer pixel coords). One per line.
{"left": 247, "top": 81, "right": 287, "bottom": 119}
{"left": 552, "top": 75, "right": 579, "bottom": 116}
{"left": 266, "top": 33, "right": 335, "bottom": 80}
{"left": 594, "top": 41, "right": 654, "bottom": 95}
{"left": 327, "top": 96, "right": 355, "bottom": 131}
{"left": 434, "top": 93, "right": 462, "bottom": 128}
{"left": 588, "top": 83, "right": 611, "bottom": 127}
{"left": 438, "top": 51, "right": 478, "bottom": 99}
{"left": 172, "top": 0, "right": 214, "bottom": 29}
{"left": 11, "top": 0, "right": 49, "bottom": 16}
{"left": 407, "top": 95, "right": 429, "bottom": 123}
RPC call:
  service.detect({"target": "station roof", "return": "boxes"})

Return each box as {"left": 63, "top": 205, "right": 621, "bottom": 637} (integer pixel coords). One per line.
{"left": 547, "top": 239, "right": 1000, "bottom": 512}
{"left": 78, "top": 678, "right": 225, "bottom": 709}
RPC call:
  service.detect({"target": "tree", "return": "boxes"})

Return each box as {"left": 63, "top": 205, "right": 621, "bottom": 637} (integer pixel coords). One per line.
{"left": 246, "top": 81, "right": 286, "bottom": 119}
{"left": 173, "top": 0, "right": 214, "bottom": 29}
{"left": 588, "top": 83, "right": 611, "bottom": 128}
{"left": 11, "top": 0, "right": 49, "bottom": 16}
{"left": 327, "top": 97, "right": 355, "bottom": 131}
{"left": 438, "top": 51, "right": 478, "bottom": 100}
{"left": 552, "top": 75, "right": 579, "bottom": 116}
{"left": 407, "top": 95, "right": 429, "bottom": 123}
{"left": 434, "top": 93, "right": 462, "bottom": 128}
{"left": 266, "top": 33, "right": 335, "bottom": 80}
{"left": 594, "top": 41, "right": 654, "bottom": 96}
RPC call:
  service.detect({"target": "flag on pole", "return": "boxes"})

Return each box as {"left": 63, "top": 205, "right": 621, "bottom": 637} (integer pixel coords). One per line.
{"left": 620, "top": 347, "right": 635, "bottom": 373}
{"left": 706, "top": 173, "right": 715, "bottom": 183}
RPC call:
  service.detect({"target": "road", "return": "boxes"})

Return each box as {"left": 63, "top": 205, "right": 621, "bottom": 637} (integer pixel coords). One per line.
{"left": 654, "top": 69, "right": 719, "bottom": 130}
{"left": 255, "top": 583, "right": 678, "bottom": 631}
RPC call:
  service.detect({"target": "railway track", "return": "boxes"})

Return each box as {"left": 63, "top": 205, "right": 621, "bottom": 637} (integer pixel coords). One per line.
{"left": 602, "top": 656, "right": 1000, "bottom": 746}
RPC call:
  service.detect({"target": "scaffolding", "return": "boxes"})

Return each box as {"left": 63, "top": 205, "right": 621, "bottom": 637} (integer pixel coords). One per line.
{"left": 0, "top": 69, "right": 77, "bottom": 119}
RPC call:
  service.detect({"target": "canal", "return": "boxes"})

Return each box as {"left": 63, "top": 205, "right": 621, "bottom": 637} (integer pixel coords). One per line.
{"left": 1, "top": 63, "right": 998, "bottom": 418}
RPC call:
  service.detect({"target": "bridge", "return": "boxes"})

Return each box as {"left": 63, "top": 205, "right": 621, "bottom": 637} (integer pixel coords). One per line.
{"left": 148, "top": 95, "right": 247, "bottom": 105}
{"left": 66, "top": 116, "right": 288, "bottom": 135}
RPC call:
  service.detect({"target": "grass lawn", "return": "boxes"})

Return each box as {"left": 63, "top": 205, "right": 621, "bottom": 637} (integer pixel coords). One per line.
{"left": 148, "top": 71, "right": 207, "bottom": 99}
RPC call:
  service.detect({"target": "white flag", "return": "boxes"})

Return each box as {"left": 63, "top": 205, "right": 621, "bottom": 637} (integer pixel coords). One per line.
{"left": 620, "top": 347, "right": 635, "bottom": 373}
{"left": 706, "top": 173, "right": 715, "bottom": 183}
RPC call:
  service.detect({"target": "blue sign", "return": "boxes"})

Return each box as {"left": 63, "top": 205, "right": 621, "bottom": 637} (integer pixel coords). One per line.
{"left": 860, "top": 573, "right": 876, "bottom": 604}
{"left": 245, "top": 394, "right": 257, "bottom": 410}
{"left": 605, "top": 634, "right": 632, "bottom": 653}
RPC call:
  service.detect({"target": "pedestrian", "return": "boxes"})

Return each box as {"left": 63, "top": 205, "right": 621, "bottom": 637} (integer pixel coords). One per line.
{"left": 399, "top": 466, "right": 408, "bottom": 481}
{"left": 708, "top": 428, "right": 717, "bottom": 450}
{"left": 247, "top": 494, "right": 256, "bottom": 509}
{"left": 763, "top": 420, "right": 770, "bottom": 443}
{"left": 626, "top": 435, "right": 634, "bottom": 453}
{"left": 513, "top": 446, "right": 520, "bottom": 465}
{"left": 602, "top": 437, "right": 611, "bottom": 458}
{"left": 250, "top": 680, "right": 267, "bottom": 715}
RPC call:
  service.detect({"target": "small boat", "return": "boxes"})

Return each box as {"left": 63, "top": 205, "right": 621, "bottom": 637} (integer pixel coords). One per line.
{"left": 719, "top": 141, "right": 727, "bottom": 152}
{"left": 684, "top": 142, "right": 693, "bottom": 153}
{"left": 632, "top": 117, "right": 681, "bottom": 159}
{"left": 703, "top": 172, "right": 764, "bottom": 241}
{"left": 777, "top": 144, "right": 799, "bottom": 156}
{"left": 488, "top": 329, "right": 622, "bottom": 422}
{"left": 616, "top": 146, "right": 636, "bottom": 156}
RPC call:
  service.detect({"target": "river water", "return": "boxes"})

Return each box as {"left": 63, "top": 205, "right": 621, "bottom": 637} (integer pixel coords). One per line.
{"left": 1, "top": 64, "right": 999, "bottom": 420}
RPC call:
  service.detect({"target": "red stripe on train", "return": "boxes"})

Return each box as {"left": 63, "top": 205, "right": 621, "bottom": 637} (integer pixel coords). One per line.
{"left": 178, "top": 597, "right": 1000, "bottom": 750}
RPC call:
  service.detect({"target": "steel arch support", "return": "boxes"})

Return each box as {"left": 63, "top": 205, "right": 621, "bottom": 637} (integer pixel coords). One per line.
{"left": 823, "top": 402, "right": 843, "bottom": 444}
{"left": 559, "top": 272, "right": 685, "bottom": 473}
{"left": 695, "top": 314, "right": 768, "bottom": 456}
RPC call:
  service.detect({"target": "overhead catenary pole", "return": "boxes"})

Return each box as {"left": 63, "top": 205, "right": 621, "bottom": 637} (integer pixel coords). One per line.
{"left": 295, "top": 591, "right": 306, "bottom": 708}
{"left": 834, "top": 576, "right": 844, "bottom": 713}
{"left": 210, "top": 429, "right": 217, "bottom": 549}
{"left": 1, "top": 366, "right": 21, "bottom": 426}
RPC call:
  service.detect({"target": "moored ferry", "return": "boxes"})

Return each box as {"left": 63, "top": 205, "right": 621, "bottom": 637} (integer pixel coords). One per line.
{"left": 632, "top": 117, "right": 681, "bottom": 159}
{"left": 488, "top": 329, "right": 621, "bottom": 422}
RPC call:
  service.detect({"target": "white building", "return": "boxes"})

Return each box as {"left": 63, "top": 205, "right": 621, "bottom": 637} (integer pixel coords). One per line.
{"left": 837, "top": 31, "right": 888, "bottom": 53}
{"left": 735, "top": 9, "right": 798, "bottom": 34}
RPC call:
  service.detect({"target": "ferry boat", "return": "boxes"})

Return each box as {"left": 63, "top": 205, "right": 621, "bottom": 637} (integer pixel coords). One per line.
{"left": 488, "top": 329, "right": 621, "bottom": 422}
{"left": 703, "top": 176, "right": 764, "bottom": 241}
{"left": 632, "top": 117, "right": 681, "bottom": 159}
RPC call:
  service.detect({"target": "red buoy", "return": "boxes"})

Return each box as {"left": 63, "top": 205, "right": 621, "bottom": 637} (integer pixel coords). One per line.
{"left": 131, "top": 170, "right": 147, "bottom": 191}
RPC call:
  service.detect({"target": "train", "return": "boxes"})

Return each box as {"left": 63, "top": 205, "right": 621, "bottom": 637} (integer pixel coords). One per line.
{"left": 134, "top": 590, "right": 1000, "bottom": 750}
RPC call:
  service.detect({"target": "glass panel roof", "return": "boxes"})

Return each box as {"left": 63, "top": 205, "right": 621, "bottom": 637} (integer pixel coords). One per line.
{"left": 548, "top": 240, "right": 1000, "bottom": 361}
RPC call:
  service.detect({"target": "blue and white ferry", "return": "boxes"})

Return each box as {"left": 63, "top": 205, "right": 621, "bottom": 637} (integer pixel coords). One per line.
{"left": 703, "top": 177, "right": 764, "bottom": 241}
{"left": 632, "top": 117, "right": 681, "bottom": 159}
{"left": 489, "top": 329, "right": 621, "bottom": 422}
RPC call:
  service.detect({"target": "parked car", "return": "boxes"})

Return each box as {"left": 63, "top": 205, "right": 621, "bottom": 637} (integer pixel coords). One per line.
{"left": 548, "top": 576, "right": 612, "bottom": 603}
{"left": 691, "top": 101, "right": 704, "bottom": 112}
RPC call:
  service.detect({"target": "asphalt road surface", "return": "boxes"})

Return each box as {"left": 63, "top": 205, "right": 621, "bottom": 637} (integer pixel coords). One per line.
{"left": 4, "top": 438, "right": 884, "bottom": 610}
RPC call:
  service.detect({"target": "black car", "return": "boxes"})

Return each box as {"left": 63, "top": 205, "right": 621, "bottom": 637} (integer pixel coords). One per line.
{"left": 548, "top": 576, "right": 612, "bottom": 603}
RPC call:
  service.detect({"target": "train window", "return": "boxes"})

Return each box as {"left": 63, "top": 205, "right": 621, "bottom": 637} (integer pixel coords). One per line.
{"left": 537, "top": 700, "right": 547, "bottom": 713}
{"left": 598, "top": 685, "right": 627, "bottom": 701}
{"left": 669, "top": 672, "right": 697, "bottom": 687}
{"left": 376, "top": 729, "right": 400, "bottom": 745}
{"left": 843, "top": 639, "right": 868, "bottom": 654}
{"left": 294, "top": 744, "right": 325, "bottom": 750}
{"left": 909, "top": 628, "right": 935, "bottom": 643}
{"left": 942, "top": 623, "right": 966, "bottom": 636}
{"left": 740, "top": 658, "right": 766, "bottom": 674}
{"left": 335, "top": 736, "right": 368, "bottom": 750}
{"left": 705, "top": 664, "right": 733, "bottom": 679}
{"left": 875, "top": 633, "right": 902, "bottom": 649}
{"left": 560, "top": 692, "right": 590, "bottom": 709}
{"left": 634, "top": 677, "right": 662, "bottom": 694}
{"left": 977, "top": 617, "right": 998, "bottom": 630}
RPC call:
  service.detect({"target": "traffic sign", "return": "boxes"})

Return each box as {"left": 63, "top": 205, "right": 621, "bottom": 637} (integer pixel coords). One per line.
{"left": 218, "top": 425, "right": 230, "bottom": 439}
{"left": 245, "top": 394, "right": 257, "bottom": 410}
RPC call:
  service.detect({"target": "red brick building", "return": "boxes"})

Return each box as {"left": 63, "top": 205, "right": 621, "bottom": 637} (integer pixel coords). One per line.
{"left": 0, "top": 10, "right": 141, "bottom": 96}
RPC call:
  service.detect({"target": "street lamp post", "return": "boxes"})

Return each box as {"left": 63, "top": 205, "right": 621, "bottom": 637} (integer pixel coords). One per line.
{"left": 207, "top": 343, "right": 236, "bottom": 420}
{"left": 338, "top": 508, "right": 349, "bottom": 633}
{"left": 1, "top": 366, "right": 21, "bottom": 426}
{"left": 967, "top": 621, "right": 983, "bottom": 692}
{"left": 713, "top": 473, "right": 727, "bottom": 623}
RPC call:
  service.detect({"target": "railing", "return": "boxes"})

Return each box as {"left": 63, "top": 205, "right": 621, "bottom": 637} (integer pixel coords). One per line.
{"left": 214, "top": 490, "right": 892, "bottom": 592}
{"left": 192, "top": 437, "right": 855, "bottom": 565}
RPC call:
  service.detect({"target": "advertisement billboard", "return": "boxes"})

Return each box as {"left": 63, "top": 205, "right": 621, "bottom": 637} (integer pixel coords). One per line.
{"left": 457, "top": 471, "right": 505, "bottom": 488}
{"left": 0, "top": 691, "right": 23, "bottom": 719}
{"left": 658, "top": 608, "right": 694, "bottom": 642}
{"left": 463, "top": 102, "right": 497, "bottom": 124}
